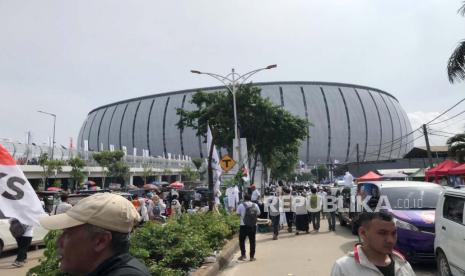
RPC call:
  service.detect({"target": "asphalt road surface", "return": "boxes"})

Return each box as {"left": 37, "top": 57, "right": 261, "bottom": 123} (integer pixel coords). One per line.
{"left": 220, "top": 219, "right": 436, "bottom": 276}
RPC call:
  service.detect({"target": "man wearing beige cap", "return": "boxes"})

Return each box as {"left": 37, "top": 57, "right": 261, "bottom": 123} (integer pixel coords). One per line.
{"left": 39, "top": 193, "right": 150, "bottom": 276}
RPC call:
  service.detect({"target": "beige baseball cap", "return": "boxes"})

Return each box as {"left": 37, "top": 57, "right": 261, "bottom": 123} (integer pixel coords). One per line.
{"left": 39, "top": 193, "right": 140, "bottom": 233}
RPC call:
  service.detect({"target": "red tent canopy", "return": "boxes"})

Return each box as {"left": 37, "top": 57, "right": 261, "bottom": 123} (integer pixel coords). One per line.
{"left": 448, "top": 163, "right": 465, "bottom": 175}
{"left": 357, "top": 171, "right": 382, "bottom": 181}
{"left": 169, "top": 181, "right": 184, "bottom": 189}
{"left": 426, "top": 160, "right": 460, "bottom": 177}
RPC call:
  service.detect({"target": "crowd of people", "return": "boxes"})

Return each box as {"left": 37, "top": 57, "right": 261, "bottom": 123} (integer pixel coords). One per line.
{"left": 255, "top": 180, "right": 338, "bottom": 239}
{"left": 234, "top": 181, "right": 416, "bottom": 275}
{"left": 8, "top": 177, "right": 417, "bottom": 275}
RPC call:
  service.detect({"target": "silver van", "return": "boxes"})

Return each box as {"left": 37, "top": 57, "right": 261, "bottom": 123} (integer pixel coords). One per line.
{"left": 435, "top": 186, "right": 465, "bottom": 276}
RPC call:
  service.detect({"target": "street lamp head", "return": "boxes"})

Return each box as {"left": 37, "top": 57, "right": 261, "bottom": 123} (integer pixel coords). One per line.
{"left": 265, "top": 64, "right": 277, "bottom": 69}
{"left": 37, "top": 110, "right": 56, "bottom": 117}
{"left": 190, "top": 70, "right": 202, "bottom": 74}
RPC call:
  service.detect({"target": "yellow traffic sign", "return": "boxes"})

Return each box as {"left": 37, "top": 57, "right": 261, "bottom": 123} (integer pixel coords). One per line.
{"left": 220, "top": 155, "right": 236, "bottom": 172}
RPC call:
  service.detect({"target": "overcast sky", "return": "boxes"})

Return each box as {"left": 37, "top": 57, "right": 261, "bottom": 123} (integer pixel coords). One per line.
{"left": 1, "top": 0, "right": 465, "bottom": 149}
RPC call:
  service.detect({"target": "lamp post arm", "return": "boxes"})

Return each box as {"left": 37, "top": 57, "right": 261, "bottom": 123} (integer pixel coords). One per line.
{"left": 236, "top": 67, "right": 270, "bottom": 85}
{"left": 196, "top": 72, "right": 235, "bottom": 94}
{"left": 52, "top": 114, "right": 56, "bottom": 160}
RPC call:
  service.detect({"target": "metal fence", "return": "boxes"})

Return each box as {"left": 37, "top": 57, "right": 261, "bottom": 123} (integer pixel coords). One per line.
{"left": 1, "top": 139, "right": 195, "bottom": 170}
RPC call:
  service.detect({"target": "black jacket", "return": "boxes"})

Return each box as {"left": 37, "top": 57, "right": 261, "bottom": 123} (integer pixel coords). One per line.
{"left": 86, "top": 253, "right": 150, "bottom": 276}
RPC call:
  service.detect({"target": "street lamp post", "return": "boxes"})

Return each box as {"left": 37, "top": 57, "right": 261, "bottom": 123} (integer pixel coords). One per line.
{"left": 38, "top": 110, "right": 56, "bottom": 160}
{"left": 191, "top": 64, "right": 277, "bottom": 171}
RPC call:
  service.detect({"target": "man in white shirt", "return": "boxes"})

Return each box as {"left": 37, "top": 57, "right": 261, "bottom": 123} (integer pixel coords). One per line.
{"left": 251, "top": 185, "right": 261, "bottom": 203}
{"left": 236, "top": 194, "right": 261, "bottom": 261}
{"left": 331, "top": 212, "right": 415, "bottom": 276}
{"left": 226, "top": 185, "right": 239, "bottom": 211}
{"left": 343, "top": 171, "right": 354, "bottom": 187}
{"left": 53, "top": 193, "right": 73, "bottom": 215}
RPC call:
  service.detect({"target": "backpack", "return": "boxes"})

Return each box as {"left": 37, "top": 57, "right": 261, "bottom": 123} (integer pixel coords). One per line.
{"left": 152, "top": 203, "right": 161, "bottom": 217}
{"left": 243, "top": 203, "right": 258, "bottom": 227}
{"left": 9, "top": 218, "right": 27, "bottom": 238}
{"left": 310, "top": 194, "right": 319, "bottom": 209}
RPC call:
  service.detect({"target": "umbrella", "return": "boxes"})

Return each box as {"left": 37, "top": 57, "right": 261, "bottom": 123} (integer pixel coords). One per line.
{"left": 127, "top": 184, "right": 138, "bottom": 190}
{"left": 47, "top": 187, "right": 62, "bottom": 191}
{"left": 143, "top": 184, "right": 160, "bottom": 191}
{"left": 85, "top": 180, "right": 96, "bottom": 186}
{"left": 169, "top": 181, "right": 184, "bottom": 189}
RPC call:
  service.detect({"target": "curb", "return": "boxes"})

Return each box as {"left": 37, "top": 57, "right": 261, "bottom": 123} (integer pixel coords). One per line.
{"left": 191, "top": 235, "right": 239, "bottom": 276}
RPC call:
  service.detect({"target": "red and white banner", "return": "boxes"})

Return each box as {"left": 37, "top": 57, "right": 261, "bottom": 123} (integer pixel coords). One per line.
{"left": 0, "top": 144, "right": 46, "bottom": 226}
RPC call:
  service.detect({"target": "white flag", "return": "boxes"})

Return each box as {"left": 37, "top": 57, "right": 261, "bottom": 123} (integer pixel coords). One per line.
{"left": 0, "top": 144, "right": 46, "bottom": 226}
{"left": 207, "top": 125, "right": 222, "bottom": 178}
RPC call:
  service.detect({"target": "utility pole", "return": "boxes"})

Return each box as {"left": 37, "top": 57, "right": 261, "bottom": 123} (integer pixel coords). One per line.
{"left": 356, "top": 143, "right": 360, "bottom": 175}
{"left": 422, "top": 124, "right": 433, "bottom": 168}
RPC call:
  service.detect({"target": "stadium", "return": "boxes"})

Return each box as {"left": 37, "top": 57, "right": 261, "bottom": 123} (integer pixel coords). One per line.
{"left": 77, "top": 81, "right": 413, "bottom": 165}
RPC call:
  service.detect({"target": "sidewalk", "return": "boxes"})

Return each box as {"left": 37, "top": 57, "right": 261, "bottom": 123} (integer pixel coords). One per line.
{"left": 220, "top": 219, "right": 357, "bottom": 275}
{"left": 0, "top": 248, "right": 44, "bottom": 276}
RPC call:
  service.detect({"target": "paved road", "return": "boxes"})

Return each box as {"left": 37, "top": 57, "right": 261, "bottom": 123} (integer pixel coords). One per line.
{"left": 0, "top": 248, "right": 44, "bottom": 276}
{"left": 220, "top": 219, "right": 436, "bottom": 276}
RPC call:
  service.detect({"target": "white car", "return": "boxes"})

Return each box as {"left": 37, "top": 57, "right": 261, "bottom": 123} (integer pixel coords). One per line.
{"left": 434, "top": 186, "right": 465, "bottom": 276}
{"left": 0, "top": 218, "right": 49, "bottom": 255}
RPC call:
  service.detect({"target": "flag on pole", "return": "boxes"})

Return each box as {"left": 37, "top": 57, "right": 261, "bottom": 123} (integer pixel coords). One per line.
{"left": 0, "top": 144, "right": 46, "bottom": 226}
{"left": 207, "top": 125, "right": 222, "bottom": 178}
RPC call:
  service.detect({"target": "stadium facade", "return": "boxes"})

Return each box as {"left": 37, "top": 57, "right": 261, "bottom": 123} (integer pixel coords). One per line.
{"left": 77, "top": 81, "right": 413, "bottom": 165}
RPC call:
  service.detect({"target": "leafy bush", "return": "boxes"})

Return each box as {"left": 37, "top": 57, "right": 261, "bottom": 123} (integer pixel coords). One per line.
{"left": 29, "top": 212, "right": 239, "bottom": 276}
{"left": 27, "top": 230, "right": 68, "bottom": 276}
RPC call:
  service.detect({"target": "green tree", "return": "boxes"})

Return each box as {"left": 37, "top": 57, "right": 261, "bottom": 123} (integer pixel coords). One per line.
{"left": 447, "top": 3, "right": 465, "bottom": 83}
{"left": 191, "top": 157, "right": 203, "bottom": 170}
{"left": 269, "top": 144, "right": 301, "bottom": 180}
{"left": 38, "top": 153, "right": 65, "bottom": 188}
{"left": 108, "top": 161, "right": 130, "bottom": 184}
{"left": 176, "top": 85, "right": 309, "bottom": 180}
{"left": 68, "top": 156, "right": 86, "bottom": 191}
{"left": 311, "top": 164, "right": 329, "bottom": 182}
{"left": 92, "top": 150, "right": 128, "bottom": 187}
{"left": 296, "top": 172, "right": 314, "bottom": 182}
{"left": 447, "top": 133, "right": 465, "bottom": 162}
{"left": 141, "top": 162, "right": 153, "bottom": 184}
{"left": 181, "top": 167, "right": 199, "bottom": 182}
{"left": 163, "top": 168, "right": 173, "bottom": 182}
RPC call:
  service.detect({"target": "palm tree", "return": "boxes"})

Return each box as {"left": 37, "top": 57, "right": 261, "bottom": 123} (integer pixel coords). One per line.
{"left": 447, "top": 133, "right": 465, "bottom": 162}
{"left": 447, "top": 3, "right": 465, "bottom": 83}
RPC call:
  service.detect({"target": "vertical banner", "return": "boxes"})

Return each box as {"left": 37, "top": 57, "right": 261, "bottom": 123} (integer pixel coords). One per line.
{"left": 207, "top": 125, "right": 221, "bottom": 175}
{"left": 207, "top": 125, "right": 222, "bottom": 192}
{"left": 0, "top": 144, "right": 46, "bottom": 226}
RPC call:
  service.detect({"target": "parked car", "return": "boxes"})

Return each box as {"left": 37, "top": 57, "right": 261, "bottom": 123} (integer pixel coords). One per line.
{"left": 434, "top": 186, "right": 465, "bottom": 276}
{"left": 336, "top": 185, "right": 358, "bottom": 234}
{"left": 338, "top": 181, "right": 443, "bottom": 263}
{"left": 0, "top": 211, "right": 49, "bottom": 255}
